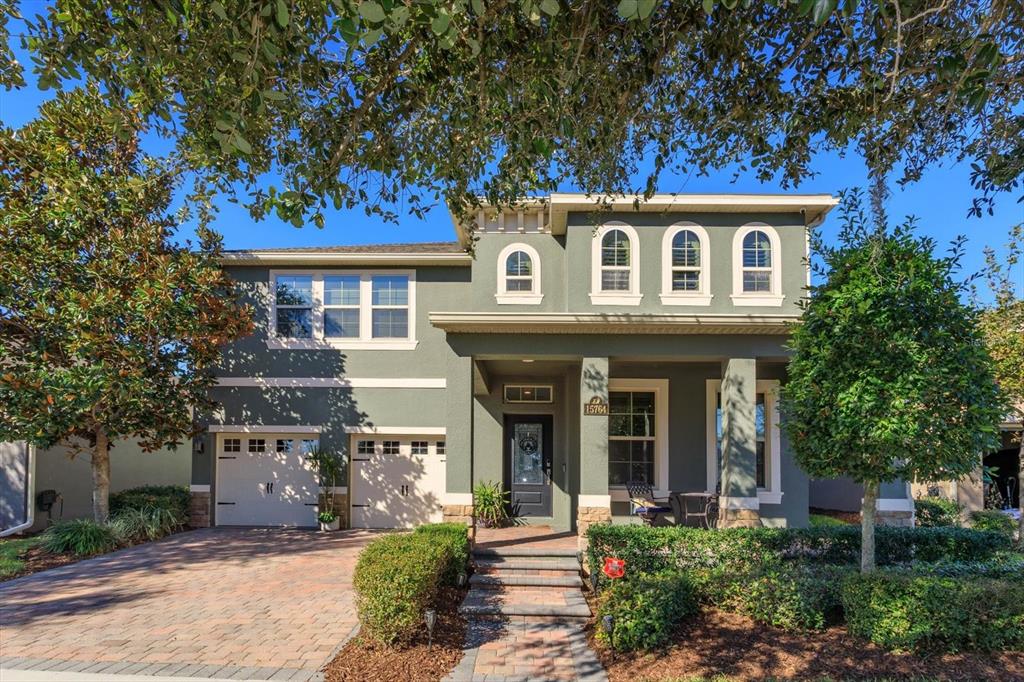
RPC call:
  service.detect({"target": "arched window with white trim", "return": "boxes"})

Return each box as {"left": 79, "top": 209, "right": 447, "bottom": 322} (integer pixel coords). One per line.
{"left": 660, "top": 223, "right": 711, "bottom": 305}
{"left": 495, "top": 242, "right": 543, "bottom": 304}
{"left": 731, "top": 224, "right": 784, "bottom": 306}
{"left": 590, "top": 223, "right": 642, "bottom": 305}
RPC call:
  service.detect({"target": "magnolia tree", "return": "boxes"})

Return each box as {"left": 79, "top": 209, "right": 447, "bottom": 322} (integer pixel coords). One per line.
{"left": 781, "top": 192, "right": 1005, "bottom": 571}
{"left": 0, "top": 88, "right": 253, "bottom": 522}
{"left": 978, "top": 226, "right": 1024, "bottom": 539}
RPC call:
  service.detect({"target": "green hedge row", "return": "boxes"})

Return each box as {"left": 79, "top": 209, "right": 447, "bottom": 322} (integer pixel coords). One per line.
{"left": 109, "top": 485, "right": 190, "bottom": 520}
{"left": 586, "top": 524, "right": 1012, "bottom": 582}
{"left": 595, "top": 571, "right": 697, "bottom": 652}
{"left": 353, "top": 523, "right": 469, "bottom": 645}
{"left": 843, "top": 572, "right": 1024, "bottom": 652}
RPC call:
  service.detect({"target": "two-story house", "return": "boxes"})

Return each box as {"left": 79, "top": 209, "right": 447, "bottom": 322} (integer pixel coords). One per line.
{"left": 188, "top": 193, "right": 917, "bottom": 536}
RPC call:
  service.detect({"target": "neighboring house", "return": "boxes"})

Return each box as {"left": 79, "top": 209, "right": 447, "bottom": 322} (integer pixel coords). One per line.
{"left": 0, "top": 440, "right": 191, "bottom": 534}
{"left": 190, "top": 192, "right": 919, "bottom": 536}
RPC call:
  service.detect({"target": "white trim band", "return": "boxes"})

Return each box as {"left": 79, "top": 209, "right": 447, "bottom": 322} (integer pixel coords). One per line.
{"left": 189, "top": 485, "right": 211, "bottom": 493}
{"left": 577, "top": 494, "right": 612, "bottom": 508}
{"left": 719, "top": 496, "right": 760, "bottom": 510}
{"left": 217, "top": 377, "right": 447, "bottom": 389}
{"left": 208, "top": 425, "right": 322, "bottom": 434}
{"left": 873, "top": 498, "right": 915, "bottom": 513}
{"left": 344, "top": 426, "right": 447, "bottom": 435}
{"left": 444, "top": 493, "right": 474, "bottom": 505}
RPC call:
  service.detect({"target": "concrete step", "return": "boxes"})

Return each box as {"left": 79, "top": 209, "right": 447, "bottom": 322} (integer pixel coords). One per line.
{"left": 472, "top": 546, "right": 579, "bottom": 559}
{"left": 458, "top": 585, "right": 592, "bottom": 619}
{"left": 469, "top": 573, "right": 583, "bottom": 588}
{"left": 473, "top": 557, "right": 580, "bottom": 571}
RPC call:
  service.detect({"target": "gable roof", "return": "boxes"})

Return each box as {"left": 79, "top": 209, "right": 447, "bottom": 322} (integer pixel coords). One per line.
{"left": 221, "top": 241, "right": 470, "bottom": 266}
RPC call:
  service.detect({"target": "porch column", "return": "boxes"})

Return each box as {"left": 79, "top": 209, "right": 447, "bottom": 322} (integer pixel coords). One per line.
{"left": 442, "top": 352, "right": 475, "bottom": 526}
{"left": 875, "top": 480, "right": 915, "bottom": 527}
{"left": 578, "top": 356, "right": 612, "bottom": 544}
{"left": 719, "top": 357, "right": 762, "bottom": 528}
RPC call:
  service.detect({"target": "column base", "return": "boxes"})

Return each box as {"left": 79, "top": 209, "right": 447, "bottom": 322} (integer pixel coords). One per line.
{"left": 576, "top": 506, "right": 612, "bottom": 551}
{"left": 188, "top": 491, "right": 211, "bottom": 528}
{"left": 718, "top": 508, "right": 762, "bottom": 529}
{"left": 442, "top": 504, "right": 475, "bottom": 526}
{"left": 876, "top": 510, "right": 914, "bottom": 527}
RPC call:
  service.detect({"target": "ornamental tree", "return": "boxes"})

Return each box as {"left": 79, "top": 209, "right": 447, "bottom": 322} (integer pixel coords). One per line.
{"left": 3, "top": 1, "right": 1021, "bottom": 224}
{"left": 977, "top": 225, "right": 1024, "bottom": 540}
{"left": 781, "top": 191, "right": 1005, "bottom": 572}
{"left": 0, "top": 87, "right": 253, "bottom": 522}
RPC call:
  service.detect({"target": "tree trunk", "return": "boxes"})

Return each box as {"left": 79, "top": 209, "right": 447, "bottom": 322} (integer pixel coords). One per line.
{"left": 1018, "top": 436, "right": 1023, "bottom": 544}
{"left": 92, "top": 427, "right": 111, "bottom": 523}
{"left": 861, "top": 480, "right": 879, "bottom": 573}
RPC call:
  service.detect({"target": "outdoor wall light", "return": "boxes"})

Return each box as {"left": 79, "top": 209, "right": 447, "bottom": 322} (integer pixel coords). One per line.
{"left": 457, "top": 572, "right": 468, "bottom": 588}
{"left": 424, "top": 608, "right": 437, "bottom": 648}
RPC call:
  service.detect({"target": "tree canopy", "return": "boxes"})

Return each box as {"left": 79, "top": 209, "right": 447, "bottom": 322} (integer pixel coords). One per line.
{"left": 781, "top": 191, "right": 1005, "bottom": 570}
{"left": 0, "top": 87, "right": 253, "bottom": 521}
{"left": 3, "top": 0, "right": 1021, "bottom": 226}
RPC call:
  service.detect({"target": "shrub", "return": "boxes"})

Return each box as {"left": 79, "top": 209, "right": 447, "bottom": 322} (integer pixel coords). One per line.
{"left": 842, "top": 572, "right": 1024, "bottom": 652}
{"left": 970, "top": 510, "right": 1016, "bottom": 539}
{"left": 585, "top": 524, "right": 1011, "bottom": 584}
{"left": 473, "top": 480, "right": 509, "bottom": 527}
{"left": 353, "top": 531, "right": 452, "bottom": 645}
{"left": 110, "top": 485, "right": 189, "bottom": 519}
{"left": 809, "top": 513, "right": 849, "bottom": 527}
{"left": 43, "top": 519, "right": 120, "bottom": 556}
{"left": 111, "top": 506, "right": 186, "bottom": 544}
{"left": 691, "top": 563, "right": 850, "bottom": 631}
{"left": 907, "top": 553, "right": 1024, "bottom": 580}
{"left": 595, "top": 571, "right": 697, "bottom": 651}
{"left": 914, "top": 497, "right": 963, "bottom": 527}
{"left": 413, "top": 522, "right": 469, "bottom": 585}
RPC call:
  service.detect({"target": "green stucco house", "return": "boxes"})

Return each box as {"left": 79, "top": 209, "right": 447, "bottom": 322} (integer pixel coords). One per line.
{"left": 188, "top": 193, "right": 916, "bottom": 536}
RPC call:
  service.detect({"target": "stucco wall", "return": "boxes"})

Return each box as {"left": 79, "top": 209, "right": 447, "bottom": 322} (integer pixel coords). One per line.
{"left": 1, "top": 441, "right": 30, "bottom": 532}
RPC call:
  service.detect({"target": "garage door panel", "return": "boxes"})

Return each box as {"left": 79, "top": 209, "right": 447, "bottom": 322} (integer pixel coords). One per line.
{"left": 351, "top": 438, "right": 446, "bottom": 529}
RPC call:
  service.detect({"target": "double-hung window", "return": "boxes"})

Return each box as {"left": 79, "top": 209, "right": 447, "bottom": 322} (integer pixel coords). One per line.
{"left": 608, "top": 391, "right": 656, "bottom": 485}
{"left": 706, "top": 379, "right": 782, "bottom": 504}
{"left": 270, "top": 270, "right": 416, "bottom": 349}
{"left": 741, "top": 231, "right": 772, "bottom": 292}
{"left": 590, "top": 224, "right": 642, "bottom": 305}
{"left": 660, "top": 223, "right": 712, "bottom": 305}
{"left": 731, "top": 225, "right": 783, "bottom": 306}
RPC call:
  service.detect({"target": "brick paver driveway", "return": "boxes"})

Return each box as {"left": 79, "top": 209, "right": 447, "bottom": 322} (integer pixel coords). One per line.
{"left": 0, "top": 528, "right": 376, "bottom": 681}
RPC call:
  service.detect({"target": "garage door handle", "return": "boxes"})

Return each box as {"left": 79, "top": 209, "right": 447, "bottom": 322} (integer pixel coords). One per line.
{"left": 266, "top": 481, "right": 274, "bottom": 494}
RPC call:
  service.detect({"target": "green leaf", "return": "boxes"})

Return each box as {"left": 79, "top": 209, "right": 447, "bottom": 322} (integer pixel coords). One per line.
{"left": 812, "top": 0, "right": 838, "bottom": 24}
{"left": 431, "top": 12, "right": 451, "bottom": 35}
{"left": 540, "top": 0, "right": 560, "bottom": 16}
{"left": 232, "top": 132, "right": 253, "bottom": 155}
{"left": 617, "top": 0, "right": 639, "bottom": 19}
{"left": 842, "top": 0, "right": 858, "bottom": 17}
{"left": 471, "top": 0, "right": 485, "bottom": 15}
{"left": 797, "top": 0, "right": 815, "bottom": 17}
{"left": 263, "top": 90, "right": 286, "bottom": 101}
{"left": 358, "top": 1, "right": 385, "bottom": 23}
{"left": 275, "top": 0, "right": 290, "bottom": 28}
{"left": 702, "top": 0, "right": 714, "bottom": 14}
{"left": 210, "top": 1, "right": 227, "bottom": 20}
{"left": 637, "top": 0, "right": 656, "bottom": 19}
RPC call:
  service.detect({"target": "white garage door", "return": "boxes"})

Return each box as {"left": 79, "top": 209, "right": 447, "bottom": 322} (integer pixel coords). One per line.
{"left": 215, "top": 434, "right": 320, "bottom": 527}
{"left": 350, "top": 436, "right": 446, "bottom": 529}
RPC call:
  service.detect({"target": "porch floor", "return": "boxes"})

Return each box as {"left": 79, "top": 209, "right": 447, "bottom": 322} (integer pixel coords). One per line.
{"left": 474, "top": 525, "right": 578, "bottom": 552}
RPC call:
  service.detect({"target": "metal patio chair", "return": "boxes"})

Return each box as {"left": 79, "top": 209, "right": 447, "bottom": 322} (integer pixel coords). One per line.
{"left": 626, "top": 480, "right": 672, "bottom": 526}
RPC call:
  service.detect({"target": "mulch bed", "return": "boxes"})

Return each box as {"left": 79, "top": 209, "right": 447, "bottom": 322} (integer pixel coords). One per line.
{"left": 323, "top": 586, "right": 468, "bottom": 682}
{"left": 589, "top": 609, "right": 1024, "bottom": 681}
{"left": 9, "top": 544, "right": 77, "bottom": 578}
{"left": 811, "top": 507, "right": 862, "bottom": 524}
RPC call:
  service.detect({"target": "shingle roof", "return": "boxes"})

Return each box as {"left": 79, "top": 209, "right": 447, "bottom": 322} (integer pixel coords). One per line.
{"left": 225, "top": 241, "right": 464, "bottom": 255}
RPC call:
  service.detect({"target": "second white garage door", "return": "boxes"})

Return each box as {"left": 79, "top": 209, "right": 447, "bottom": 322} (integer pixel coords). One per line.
{"left": 350, "top": 436, "right": 446, "bottom": 529}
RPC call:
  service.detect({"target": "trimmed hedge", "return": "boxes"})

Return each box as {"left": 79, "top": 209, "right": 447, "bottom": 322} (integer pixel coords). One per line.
{"left": 693, "top": 563, "right": 850, "bottom": 631}
{"left": 970, "top": 510, "right": 1016, "bottom": 539}
{"left": 585, "top": 524, "right": 1012, "bottom": 583}
{"left": 413, "top": 522, "right": 469, "bottom": 585}
{"left": 914, "top": 497, "right": 962, "bottom": 527}
{"left": 353, "top": 524, "right": 469, "bottom": 645}
{"left": 109, "top": 485, "right": 189, "bottom": 519}
{"left": 595, "top": 571, "right": 697, "bottom": 652}
{"left": 842, "top": 572, "right": 1024, "bottom": 652}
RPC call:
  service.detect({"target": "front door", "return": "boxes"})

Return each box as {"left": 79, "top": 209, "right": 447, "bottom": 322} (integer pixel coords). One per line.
{"left": 504, "top": 415, "right": 553, "bottom": 517}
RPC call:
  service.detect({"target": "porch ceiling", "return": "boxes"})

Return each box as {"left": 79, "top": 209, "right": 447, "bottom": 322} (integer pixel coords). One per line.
{"left": 430, "top": 312, "right": 799, "bottom": 335}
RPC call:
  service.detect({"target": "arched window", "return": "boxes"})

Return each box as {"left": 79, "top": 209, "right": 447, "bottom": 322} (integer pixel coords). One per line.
{"left": 660, "top": 223, "right": 711, "bottom": 305}
{"left": 590, "top": 224, "right": 641, "bottom": 305}
{"left": 496, "top": 243, "right": 543, "bottom": 304}
{"left": 731, "top": 224, "right": 783, "bottom": 306}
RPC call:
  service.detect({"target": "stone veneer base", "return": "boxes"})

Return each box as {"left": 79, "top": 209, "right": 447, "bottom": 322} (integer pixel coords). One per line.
{"left": 576, "top": 506, "right": 612, "bottom": 552}
{"left": 188, "top": 491, "right": 211, "bottom": 528}
{"left": 717, "top": 508, "right": 762, "bottom": 529}
{"left": 443, "top": 504, "right": 475, "bottom": 526}
{"left": 876, "top": 509, "right": 914, "bottom": 527}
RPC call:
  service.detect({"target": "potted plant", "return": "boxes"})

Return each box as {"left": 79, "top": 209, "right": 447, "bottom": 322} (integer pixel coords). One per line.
{"left": 306, "top": 446, "right": 344, "bottom": 531}
{"left": 473, "top": 480, "right": 510, "bottom": 528}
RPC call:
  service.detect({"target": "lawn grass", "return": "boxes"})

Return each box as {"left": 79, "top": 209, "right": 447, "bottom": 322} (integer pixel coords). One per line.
{"left": 809, "top": 513, "right": 852, "bottom": 527}
{"left": 0, "top": 535, "right": 42, "bottom": 579}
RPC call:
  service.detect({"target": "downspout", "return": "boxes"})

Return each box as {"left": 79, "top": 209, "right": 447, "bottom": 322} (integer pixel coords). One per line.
{"left": 1, "top": 443, "right": 35, "bottom": 537}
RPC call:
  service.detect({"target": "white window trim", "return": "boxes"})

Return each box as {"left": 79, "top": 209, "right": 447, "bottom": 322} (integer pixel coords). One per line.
{"left": 705, "top": 379, "right": 782, "bottom": 505}
{"left": 267, "top": 269, "right": 417, "bottom": 350}
{"left": 495, "top": 242, "right": 543, "bottom": 305}
{"left": 660, "top": 222, "right": 713, "bottom": 306}
{"left": 608, "top": 378, "right": 669, "bottom": 502}
{"left": 590, "top": 223, "right": 642, "bottom": 306}
{"left": 730, "top": 223, "right": 785, "bottom": 307}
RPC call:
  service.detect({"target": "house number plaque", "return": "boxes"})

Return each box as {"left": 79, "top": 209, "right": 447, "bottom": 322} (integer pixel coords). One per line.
{"left": 583, "top": 396, "right": 610, "bottom": 416}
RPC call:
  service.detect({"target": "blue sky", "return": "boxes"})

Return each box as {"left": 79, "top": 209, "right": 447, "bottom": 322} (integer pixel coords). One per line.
{"left": 2, "top": 32, "right": 1022, "bottom": 298}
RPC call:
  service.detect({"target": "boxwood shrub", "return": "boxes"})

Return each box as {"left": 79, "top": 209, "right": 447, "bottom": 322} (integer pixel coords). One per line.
{"left": 413, "top": 522, "right": 469, "bottom": 585}
{"left": 585, "top": 524, "right": 1012, "bottom": 584}
{"left": 354, "top": 524, "right": 469, "bottom": 645}
{"left": 914, "top": 497, "right": 962, "bottom": 527}
{"left": 595, "top": 571, "right": 697, "bottom": 652}
{"left": 970, "top": 510, "right": 1017, "bottom": 539}
{"left": 109, "top": 485, "right": 189, "bottom": 520}
{"left": 842, "top": 572, "right": 1024, "bottom": 652}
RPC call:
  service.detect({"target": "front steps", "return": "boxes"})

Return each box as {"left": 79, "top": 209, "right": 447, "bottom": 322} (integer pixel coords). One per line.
{"left": 459, "top": 544, "right": 591, "bottom": 619}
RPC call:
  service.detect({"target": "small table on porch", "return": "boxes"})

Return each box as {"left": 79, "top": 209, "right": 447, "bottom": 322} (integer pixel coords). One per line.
{"left": 672, "top": 491, "right": 718, "bottom": 528}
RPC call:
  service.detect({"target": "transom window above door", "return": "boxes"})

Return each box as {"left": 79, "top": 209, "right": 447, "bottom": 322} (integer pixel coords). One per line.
{"left": 269, "top": 270, "right": 417, "bottom": 350}
{"left": 495, "top": 243, "right": 543, "bottom": 304}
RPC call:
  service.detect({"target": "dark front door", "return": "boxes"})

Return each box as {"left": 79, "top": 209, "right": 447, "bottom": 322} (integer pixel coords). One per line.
{"left": 504, "top": 414, "right": 553, "bottom": 517}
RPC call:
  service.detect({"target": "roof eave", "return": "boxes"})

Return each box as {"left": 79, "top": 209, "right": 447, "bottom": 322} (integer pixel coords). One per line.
{"left": 429, "top": 312, "right": 800, "bottom": 335}
{"left": 220, "top": 252, "right": 473, "bottom": 266}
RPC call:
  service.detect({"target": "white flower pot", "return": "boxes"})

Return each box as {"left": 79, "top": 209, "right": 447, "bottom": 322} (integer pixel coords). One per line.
{"left": 319, "top": 517, "right": 341, "bottom": 532}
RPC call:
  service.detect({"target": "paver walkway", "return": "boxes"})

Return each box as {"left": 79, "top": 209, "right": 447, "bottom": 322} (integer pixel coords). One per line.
{"left": 447, "top": 526, "right": 607, "bottom": 682}
{"left": 0, "top": 527, "right": 376, "bottom": 681}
